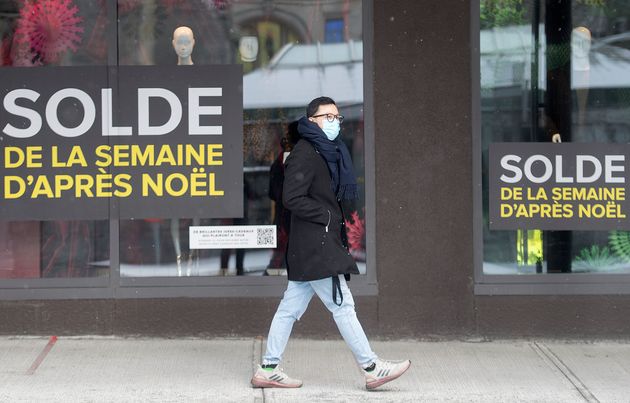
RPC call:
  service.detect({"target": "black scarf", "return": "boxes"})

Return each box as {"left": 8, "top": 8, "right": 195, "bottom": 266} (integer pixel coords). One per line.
{"left": 297, "top": 116, "right": 358, "bottom": 200}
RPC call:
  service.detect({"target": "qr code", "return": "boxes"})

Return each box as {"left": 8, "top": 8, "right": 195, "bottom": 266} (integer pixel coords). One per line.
{"left": 257, "top": 227, "right": 276, "bottom": 246}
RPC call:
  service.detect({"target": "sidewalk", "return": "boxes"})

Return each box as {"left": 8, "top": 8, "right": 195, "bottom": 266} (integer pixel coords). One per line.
{"left": 1, "top": 336, "right": 629, "bottom": 402}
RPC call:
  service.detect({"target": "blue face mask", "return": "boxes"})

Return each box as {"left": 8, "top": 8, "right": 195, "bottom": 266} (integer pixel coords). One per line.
{"left": 322, "top": 119, "right": 340, "bottom": 141}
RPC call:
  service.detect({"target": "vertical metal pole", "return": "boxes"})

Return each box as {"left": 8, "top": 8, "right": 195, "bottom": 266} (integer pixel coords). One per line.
{"left": 531, "top": 0, "right": 540, "bottom": 142}
{"left": 106, "top": 0, "right": 120, "bottom": 296}
{"left": 544, "top": 0, "right": 572, "bottom": 273}
{"left": 530, "top": 0, "right": 543, "bottom": 273}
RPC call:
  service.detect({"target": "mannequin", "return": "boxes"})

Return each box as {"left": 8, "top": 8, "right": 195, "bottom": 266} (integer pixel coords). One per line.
{"left": 572, "top": 26, "right": 591, "bottom": 139}
{"left": 239, "top": 36, "right": 259, "bottom": 62}
{"left": 572, "top": 26, "right": 591, "bottom": 73}
{"left": 170, "top": 26, "right": 200, "bottom": 275}
{"left": 172, "top": 26, "right": 195, "bottom": 65}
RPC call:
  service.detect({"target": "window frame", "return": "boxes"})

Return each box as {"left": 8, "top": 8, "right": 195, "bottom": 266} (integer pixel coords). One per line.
{"left": 471, "top": 0, "right": 630, "bottom": 295}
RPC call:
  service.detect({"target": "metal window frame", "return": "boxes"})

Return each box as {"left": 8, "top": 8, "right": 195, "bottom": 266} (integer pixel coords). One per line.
{"left": 0, "top": 0, "right": 378, "bottom": 300}
{"left": 471, "top": 0, "right": 630, "bottom": 295}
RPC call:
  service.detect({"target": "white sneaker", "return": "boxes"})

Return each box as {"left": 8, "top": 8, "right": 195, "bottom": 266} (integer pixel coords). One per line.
{"left": 363, "top": 358, "right": 411, "bottom": 390}
{"left": 251, "top": 365, "right": 303, "bottom": 388}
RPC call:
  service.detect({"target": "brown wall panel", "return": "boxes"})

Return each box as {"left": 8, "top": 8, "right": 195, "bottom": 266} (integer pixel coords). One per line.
{"left": 0, "top": 301, "right": 112, "bottom": 335}
{"left": 476, "top": 296, "right": 630, "bottom": 338}
{"left": 112, "top": 297, "right": 377, "bottom": 337}
{"left": 0, "top": 296, "right": 378, "bottom": 337}
{"left": 372, "top": 0, "right": 475, "bottom": 334}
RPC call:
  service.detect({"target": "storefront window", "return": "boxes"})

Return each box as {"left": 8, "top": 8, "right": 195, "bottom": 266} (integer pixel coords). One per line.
{"left": 0, "top": 0, "right": 110, "bottom": 279}
{"left": 0, "top": 0, "right": 367, "bottom": 284}
{"left": 480, "top": 1, "right": 630, "bottom": 275}
{"left": 116, "top": 0, "right": 366, "bottom": 278}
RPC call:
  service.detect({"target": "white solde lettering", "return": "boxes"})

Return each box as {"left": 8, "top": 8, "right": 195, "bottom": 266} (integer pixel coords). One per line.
{"left": 2, "top": 87, "right": 223, "bottom": 138}
{"left": 500, "top": 154, "right": 625, "bottom": 184}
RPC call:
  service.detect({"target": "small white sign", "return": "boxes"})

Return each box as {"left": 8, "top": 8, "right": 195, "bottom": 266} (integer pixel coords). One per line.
{"left": 189, "top": 225, "right": 277, "bottom": 249}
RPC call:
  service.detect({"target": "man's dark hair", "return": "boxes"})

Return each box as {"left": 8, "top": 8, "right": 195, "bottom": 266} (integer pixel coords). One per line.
{"left": 306, "top": 96, "right": 336, "bottom": 117}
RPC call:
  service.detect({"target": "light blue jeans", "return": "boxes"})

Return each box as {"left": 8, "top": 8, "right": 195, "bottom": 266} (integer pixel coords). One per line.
{"left": 262, "top": 275, "right": 377, "bottom": 367}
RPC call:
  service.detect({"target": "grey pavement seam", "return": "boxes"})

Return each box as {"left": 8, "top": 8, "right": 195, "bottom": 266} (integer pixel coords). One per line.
{"left": 531, "top": 342, "right": 600, "bottom": 403}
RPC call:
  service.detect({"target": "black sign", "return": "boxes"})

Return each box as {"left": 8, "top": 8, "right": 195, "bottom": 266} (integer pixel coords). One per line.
{"left": 489, "top": 143, "right": 629, "bottom": 230}
{"left": 0, "top": 65, "right": 243, "bottom": 220}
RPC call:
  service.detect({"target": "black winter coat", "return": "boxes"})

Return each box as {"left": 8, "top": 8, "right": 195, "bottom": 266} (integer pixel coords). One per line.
{"left": 282, "top": 139, "right": 359, "bottom": 281}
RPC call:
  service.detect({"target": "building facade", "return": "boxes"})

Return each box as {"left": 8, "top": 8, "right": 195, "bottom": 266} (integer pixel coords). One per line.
{"left": 1, "top": 0, "right": 630, "bottom": 338}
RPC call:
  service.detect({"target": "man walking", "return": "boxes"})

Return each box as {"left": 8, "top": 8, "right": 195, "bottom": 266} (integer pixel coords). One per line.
{"left": 251, "top": 97, "right": 411, "bottom": 390}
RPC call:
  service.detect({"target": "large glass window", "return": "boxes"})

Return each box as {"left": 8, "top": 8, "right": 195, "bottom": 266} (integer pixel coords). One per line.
{"left": 480, "top": 0, "right": 630, "bottom": 276}
{"left": 0, "top": 0, "right": 110, "bottom": 279}
{"left": 115, "top": 0, "right": 365, "bottom": 278}
{"left": 0, "top": 0, "right": 366, "bottom": 285}
{"left": 0, "top": 0, "right": 367, "bottom": 286}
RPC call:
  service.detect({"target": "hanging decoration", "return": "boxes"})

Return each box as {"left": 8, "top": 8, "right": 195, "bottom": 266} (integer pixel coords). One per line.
{"left": 14, "top": 0, "right": 84, "bottom": 64}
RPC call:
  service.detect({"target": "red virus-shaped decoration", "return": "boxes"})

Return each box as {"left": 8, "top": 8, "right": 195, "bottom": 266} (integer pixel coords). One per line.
{"left": 346, "top": 211, "right": 365, "bottom": 258}
{"left": 14, "top": 0, "right": 84, "bottom": 64}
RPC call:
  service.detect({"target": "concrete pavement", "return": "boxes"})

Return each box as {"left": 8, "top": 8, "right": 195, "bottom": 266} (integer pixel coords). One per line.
{"left": 1, "top": 336, "right": 629, "bottom": 402}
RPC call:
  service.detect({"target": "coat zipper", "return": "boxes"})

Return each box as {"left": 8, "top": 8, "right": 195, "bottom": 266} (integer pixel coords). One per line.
{"left": 325, "top": 210, "right": 331, "bottom": 233}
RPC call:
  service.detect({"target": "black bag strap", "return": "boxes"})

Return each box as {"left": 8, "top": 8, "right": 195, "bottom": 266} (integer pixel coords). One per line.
{"left": 332, "top": 275, "right": 343, "bottom": 306}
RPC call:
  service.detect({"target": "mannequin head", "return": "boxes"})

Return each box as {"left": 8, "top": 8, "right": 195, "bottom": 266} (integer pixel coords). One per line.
{"left": 172, "top": 26, "right": 195, "bottom": 65}
{"left": 572, "top": 26, "right": 592, "bottom": 58}
{"left": 572, "top": 26, "right": 592, "bottom": 72}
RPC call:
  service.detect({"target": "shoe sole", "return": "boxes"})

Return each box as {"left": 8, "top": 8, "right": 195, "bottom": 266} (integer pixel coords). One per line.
{"left": 251, "top": 377, "right": 302, "bottom": 388}
{"left": 366, "top": 360, "right": 411, "bottom": 390}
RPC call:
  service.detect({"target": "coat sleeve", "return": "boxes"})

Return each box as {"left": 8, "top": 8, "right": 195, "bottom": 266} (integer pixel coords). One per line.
{"left": 282, "top": 145, "right": 329, "bottom": 225}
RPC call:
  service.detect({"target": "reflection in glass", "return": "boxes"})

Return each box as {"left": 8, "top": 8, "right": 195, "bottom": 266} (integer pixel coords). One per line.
{"left": 481, "top": 0, "right": 630, "bottom": 275}
{"left": 117, "top": 0, "right": 366, "bottom": 277}
{"left": 0, "top": 220, "right": 109, "bottom": 279}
